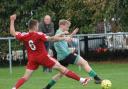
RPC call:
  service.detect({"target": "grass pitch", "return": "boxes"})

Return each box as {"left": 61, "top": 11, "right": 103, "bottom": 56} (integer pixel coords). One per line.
{"left": 0, "top": 62, "right": 128, "bottom": 89}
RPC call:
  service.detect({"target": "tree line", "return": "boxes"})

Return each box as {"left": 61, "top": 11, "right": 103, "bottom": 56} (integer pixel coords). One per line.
{"left": 0, "top": 0, "right": 128, "bottom": 53}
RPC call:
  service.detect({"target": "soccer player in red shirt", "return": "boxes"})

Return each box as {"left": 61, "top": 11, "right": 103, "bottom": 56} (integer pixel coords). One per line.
{"left": 10, "top": 14, "right": 91, "bottom": 89}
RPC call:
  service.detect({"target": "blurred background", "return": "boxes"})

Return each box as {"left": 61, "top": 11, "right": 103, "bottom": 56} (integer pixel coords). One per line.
{"left": 0, "top": 0, "right": 128, "bottom": 67}
{"left": 0, "top": 1, "right": 128, "bottom": 89}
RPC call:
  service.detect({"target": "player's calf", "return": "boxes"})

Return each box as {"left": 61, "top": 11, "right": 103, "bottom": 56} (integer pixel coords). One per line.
{"left": 77, "top": 57, "right": 102, "bottom": 84}
{"left": 52, "top": 62, "right": 91, "bottom": 84}
{"left": 12, "top": 69, "right": 33, "bottom": 89}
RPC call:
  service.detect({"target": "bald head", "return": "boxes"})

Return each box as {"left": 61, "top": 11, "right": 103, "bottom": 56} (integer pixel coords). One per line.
{"left": 44, "top": 15, "right": 51, "bottom": 24}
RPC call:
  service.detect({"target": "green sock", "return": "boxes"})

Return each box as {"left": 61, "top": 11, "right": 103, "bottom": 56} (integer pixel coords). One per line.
{"left": 46, "top": 80, "right": 56, "bottom": 89}
{"left": 88, "top": 70, "right": 97, "bottom": 77}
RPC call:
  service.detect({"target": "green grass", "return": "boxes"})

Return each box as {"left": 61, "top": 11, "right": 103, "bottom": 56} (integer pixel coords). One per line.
{"left": 0, "top": 62, "right": 128, "bottom": 89}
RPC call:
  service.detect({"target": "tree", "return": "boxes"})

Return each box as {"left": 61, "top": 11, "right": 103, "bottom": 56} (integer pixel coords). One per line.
{"left": 0, "top": 0, "right": 128, "bottom": 53}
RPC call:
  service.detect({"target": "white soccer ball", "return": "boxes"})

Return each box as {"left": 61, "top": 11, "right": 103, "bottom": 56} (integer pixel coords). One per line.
{"left": 101, "top": 80, "right": 112, "bottom": 89}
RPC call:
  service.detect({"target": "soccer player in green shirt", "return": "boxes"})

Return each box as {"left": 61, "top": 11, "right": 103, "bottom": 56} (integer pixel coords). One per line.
{"left": 43, "top": 19, "right": 102, "bottom": 89}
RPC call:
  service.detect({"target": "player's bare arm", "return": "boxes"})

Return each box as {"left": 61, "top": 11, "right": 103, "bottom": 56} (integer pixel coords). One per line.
{"left": 70, "top": 28, "right": 79, "bottom": 37}
{"left": 47, "top": 34, "right": 66, "bottom": 42}
{"left": 10, "top": 14, "right": 18, "bottom": 37}
{"left": 63, "top": 28, "right": 79, "bottom": 42}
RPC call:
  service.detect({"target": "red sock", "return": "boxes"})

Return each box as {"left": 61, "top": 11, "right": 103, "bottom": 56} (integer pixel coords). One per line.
{"left": 15, "top": 78, "right": 26, "bottom": 89}
{"left": 65, "top": 70, "right": 80, "bottom": 81}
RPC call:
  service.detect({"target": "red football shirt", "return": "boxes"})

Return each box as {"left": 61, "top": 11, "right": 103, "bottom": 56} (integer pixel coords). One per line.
{"left": 15, "top": 32, "right": 48, "bottom": 57}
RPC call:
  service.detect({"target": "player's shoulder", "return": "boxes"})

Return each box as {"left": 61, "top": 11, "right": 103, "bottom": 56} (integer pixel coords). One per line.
{"left": 36, "top": 32, "right": 47, "bottom": 36}
{"left": 36, "top": 32, "right": 46, "bottom": 36}
{"left": 16, "top": 32, "right": 29, "bottom": 36}
{"left": 22, "top": 32, "right": 29, "bottom": 35}
{"left": 56, "top": 29, "right": 62, "bottom": 34}
{"left": 57, "top": 29, "right": 64, "bottom": 33}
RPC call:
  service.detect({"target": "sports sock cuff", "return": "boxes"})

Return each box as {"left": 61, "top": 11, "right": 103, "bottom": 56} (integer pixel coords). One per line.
{"left": 45, "top": 79, "right": 56, "bottom": 89}
{"left": 88, "top": 70, "right": 97, "bottom": 77}
{"left": 49, "top": 80, "right": 56, "bottom": 85}
{"left": 80, "top": 78, "right": 85, "bottom": 83}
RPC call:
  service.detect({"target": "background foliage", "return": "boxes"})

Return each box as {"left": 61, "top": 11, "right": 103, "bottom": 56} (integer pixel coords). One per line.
{"left": 0, "top": 0, "right": 128, "bottom": 53}
{"left": 0, "top": 0, "right": 128, "bottom": 36}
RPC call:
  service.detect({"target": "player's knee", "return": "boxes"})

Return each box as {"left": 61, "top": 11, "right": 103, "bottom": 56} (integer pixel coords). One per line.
{"left": 84, "top": 60, "right": 88, "bottom": 65}
{"left": 81, "top": 60, "right": 89, "bottom": 67}
{"left": 21, "top": 77, "right": 28, "bottom": 81}
{"left": 61, "top": 67, "right": 69, "bottom": 75}
{"left": 60, "top": 74, "right": 64, "bottom": 77}
{"left": 53, "top": 62, "right": 62, "bottom": 69}
{"left": 57, "top": 74, "right": 64, "bottom": 79}
{"left": 58, "top": 73, "right": 64, "bottom": 78}
{"left": 55, "top": 62, "right": 61, "bottom": 67}
{"left": 22, "top": 75, "right": 31, "bottom": 81}
{"left": 53, "top": 63, "right": 68, "bottom": 74}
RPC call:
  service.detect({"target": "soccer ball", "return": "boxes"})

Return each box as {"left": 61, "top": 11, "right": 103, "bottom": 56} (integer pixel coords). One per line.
{"left": 101, "top": 80, "right": 112, "bottom": 89}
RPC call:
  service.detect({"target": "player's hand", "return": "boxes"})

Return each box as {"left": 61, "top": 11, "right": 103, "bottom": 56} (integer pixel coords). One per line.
{"left": 71, "top": 28, "right": 79, "bottom": 35}
{"left": 64, "top": 37, "right": 72, "bottom": 42}
{"left": 55, "top": 33, "right": 65, "bottom": 37}
{"left": 10, "top": 14, "right": 16, "bottom": 21}
{"left": 64, "top": 31, "right": 69, "bottom": 35}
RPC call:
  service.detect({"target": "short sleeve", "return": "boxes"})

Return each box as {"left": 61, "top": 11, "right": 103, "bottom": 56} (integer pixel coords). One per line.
{"left": 37, "top": 32, "right": 48, "bottom": 42}
{"left": 15, "top": 32, "right": 27, "bottom": 41}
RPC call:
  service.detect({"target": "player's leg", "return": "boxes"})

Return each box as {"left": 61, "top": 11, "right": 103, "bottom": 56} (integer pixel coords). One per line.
{"left": 12, "top": 58, "right": 38, "bottom": 89}
{"left": 75, "top": 54, "right": 102, "bottom": 84}
{"left": 43, "top": 72, "right": 64, "bottom": 89}
{"left": 53, "top": 62, "right": 91, "bottom": 85}
{"left": 43, "top": 54, "right": 81, "bottom": 89}
{"left": 43, "top": 42, "right": 51, "bottom": 72}
{"left": 42, "top": 55, "right": 91, "bottom": 89}
{"left": 43, "top": 58, "right": 68, "bottom": 89}
{"left": 12, "top": 69, "right": 34, "bottom": 89}
{"left": 44, "top": 56, "right": 91, "bottom": 85}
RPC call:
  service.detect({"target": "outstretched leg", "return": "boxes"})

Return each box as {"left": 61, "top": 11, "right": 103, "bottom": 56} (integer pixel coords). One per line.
{"left": 76, "top": 55, "right": 102, "bottom": 84}
{"left": 12, "top": 69, "right": 34, "bottom": 89}
{"left": 43, "top": 55, "right": 91, "bottom": 89}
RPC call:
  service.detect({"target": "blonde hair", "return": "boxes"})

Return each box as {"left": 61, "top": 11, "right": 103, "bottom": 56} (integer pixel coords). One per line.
{"left": 59, "top": 19, "right": 71, "bottom": 27}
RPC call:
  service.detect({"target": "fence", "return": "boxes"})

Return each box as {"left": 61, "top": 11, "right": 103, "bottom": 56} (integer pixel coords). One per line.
{"left": 0, "top": 37, "right": 15, "bottom": 74}
{"left": 1, "top": 32, "right": 128, "bottom": 74}
{"left": 73, "top": 33, "right": 128, "bottom": 61}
